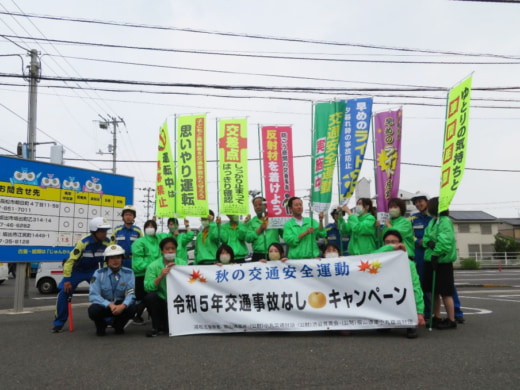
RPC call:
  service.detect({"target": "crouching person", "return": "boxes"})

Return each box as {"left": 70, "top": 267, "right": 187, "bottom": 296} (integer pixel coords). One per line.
{"left": 375, "top": 230, "right": 425, "bottom": 339}
{"left": 144, "top": 237, "right": 177, "bottom": 337}
{"left": 88, "top": 245, "right": 136, "bottom": 336}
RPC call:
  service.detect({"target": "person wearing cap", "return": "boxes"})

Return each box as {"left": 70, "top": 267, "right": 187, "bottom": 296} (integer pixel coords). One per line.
{"left": 111, "top": 205, "right": 143, "bottom": 269}
{"left": 159, "top": 217, "right": 194, "bottom": 265}
{"left": 326, "top": 208, "right": 349, "bottom": 256}
{"left": 52, "top": 217, "right": 112, "bottom": 333}
{"left": 131, "top": 219, "right": 163, "bottom": 324}
{"left": 244, "top": 196, "right": 283, "bottom": 262}
{"left": 88, "top": 245, "right": 136, "bottom": 336}
{"left": 194, "top": 210, "right": 220, "bottom": 265}
{"left": 143, "top": 237, "right": 178, "bottom": 337}
{"left": 219, "top": 214, "right": 250, "bottom": 263}
{"left": 411, "top": 192, "right": 465, "bottom": 323}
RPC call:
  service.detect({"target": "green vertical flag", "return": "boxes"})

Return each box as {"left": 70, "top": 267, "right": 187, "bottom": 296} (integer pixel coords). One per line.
{"left": 311, "top": 101, "right": 346, "bottom": 213}
{"left": 439, "top": 75, "right": 472, "bottom": 213}
{"left": 155, "top": 121, "right": 176, "bottom": 217}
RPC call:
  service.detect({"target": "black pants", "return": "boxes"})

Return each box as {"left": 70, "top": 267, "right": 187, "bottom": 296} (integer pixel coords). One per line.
{"left": 88, "top": 303, "right": 136, "bottom": 331}
{"left": 144, "top": 292, "right": 169, "bottom": 332}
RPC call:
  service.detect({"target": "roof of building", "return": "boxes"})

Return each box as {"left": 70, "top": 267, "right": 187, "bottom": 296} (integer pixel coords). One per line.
{"left": 499, "top": 218, "right": 520, "bottom": 226}
{"left": 449, "top": 211, "right": 497, "bottom": 221}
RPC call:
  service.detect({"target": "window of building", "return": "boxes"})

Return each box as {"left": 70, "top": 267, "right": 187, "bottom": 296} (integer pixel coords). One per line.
{"left": 480, "top": 224, "right": 492, "bottom": 235}
{"left": 482, "top": 244, "right": 494, "bottom": 254}
{"left": 459, "top": 224, "right": 470, "bottom": 233}
{"left": 468, "top": 244, "right": 480, "bottom": 256}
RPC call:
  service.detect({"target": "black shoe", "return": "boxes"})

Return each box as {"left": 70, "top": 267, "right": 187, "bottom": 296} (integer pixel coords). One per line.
{"left": 426, "top": 316, "right": 442, "bottom": 329}
{"left": 436, "top": 319, "right": 457, "bottom": 330}
{"left": 132, "top": 315, "right": 145, "bottom": 325}
{"left": 52, "top": 325, "right": 63, "bottom": 333}
{"left": 146, "top": 329, "right": 164, "bottom": 337}
{"left": 96, "top": 327, "right": 106, "bottom": 336}
{"left": 406, "top": 328, "right": 418, "bottom": 339}
{"left": 455, "top": 316, "right": 465, "bottom": 324}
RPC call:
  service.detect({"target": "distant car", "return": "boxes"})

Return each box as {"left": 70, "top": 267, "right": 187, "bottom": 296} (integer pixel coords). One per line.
{"left": 35, "top": 262, "right": 89, "bottom": 294}
{"left": 0, "top": 262, "right": 8, "bottom": 284}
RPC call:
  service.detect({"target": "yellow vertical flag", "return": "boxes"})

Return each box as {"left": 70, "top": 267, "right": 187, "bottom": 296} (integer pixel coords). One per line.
{"left": 218, "top": 119, "right": 249, "bottom": 216}
{"left": 155, "top": 121, "right": 176, "bottom": 217}
{"left": 176, "top": 114, "right": 209, "bottom": 218}
{"left": 439, "top": 75, "right": 472, "bottom": 213}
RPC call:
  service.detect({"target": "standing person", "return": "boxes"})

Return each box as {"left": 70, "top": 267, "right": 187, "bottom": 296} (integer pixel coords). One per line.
{"left": 326, "top": 209, "right": 350, "bottom": 256}
{"left": 423, "top": 197, "right": 458, "bottom": 330}
{"left": 382, "top": 198, "right": 415, "bottom": 259}
{"left": 246, "top": 196, "right": 282, "bottom": 262}
{"left": 160, "top": 218, "right": 194, "bottom": 265}
{"left": 194, "top": 210, "right": 221, "bottom": 265}
{"left": 88, "top": 245, "right": 136, "bottom": 336}
{"left": 131, "top": 219, "right": 163, "bottom": 324}
{"left": 283, "top": 197, "right": 326, "bottom": 259}
{"left": 111, "top": 205, "right": 142, "bottom": 269}
{"left": 375, "top": 230, "right": 425, "bottom": 338}
{"left": 411, "top": 192, "right": 464, "bottom": 323}
{"left": 52, "top": 217, "right": 111, "bottom": 333}
{"left": 338, "top": 198, "right": 378, "bottom": 255}
{"left": 220, "top": 215, "right": 249, "bottom": 263}
{"left": 143, "top": 237, "right": 178, "bottom": 337}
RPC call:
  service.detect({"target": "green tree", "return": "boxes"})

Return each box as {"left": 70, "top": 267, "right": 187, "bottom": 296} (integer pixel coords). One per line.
{"left": 494, "top": 234, "right": 520, "bottom": 254}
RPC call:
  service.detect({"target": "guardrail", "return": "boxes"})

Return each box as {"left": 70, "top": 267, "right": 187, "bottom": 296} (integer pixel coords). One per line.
{"left": 459, "top": 252, "right": 520, "bottom": 269}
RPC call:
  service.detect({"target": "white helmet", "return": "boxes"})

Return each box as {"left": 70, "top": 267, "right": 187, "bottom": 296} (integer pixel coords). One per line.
{"left": 122, "top": 205, "right": 137, "bottom": 218}
{"left": 89, "top": 217, "right": 111, "bottom": 232}
{"left": 104, "top": 244, "right": 125, "bottom": 258}
{"left": 411, "top": 191, "right": 429, "bottom": 203}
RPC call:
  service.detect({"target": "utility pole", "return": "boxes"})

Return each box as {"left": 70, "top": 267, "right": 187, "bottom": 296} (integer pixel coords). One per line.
{"left": 26, "top": 49, "right": 40, "bottom": 160}
{"left": 138, "top": 187, "right": 155, "bottom": 220}
{"left": 14, "top": 49, "right": 40, "bottom": 312}
{"left": 97, "top": 115, "right": 125, "bottom": 174}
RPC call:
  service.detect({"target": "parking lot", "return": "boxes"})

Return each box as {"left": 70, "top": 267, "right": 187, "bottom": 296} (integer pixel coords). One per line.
{"left": 1, "top": 269, "right": 519, "bottom": 389}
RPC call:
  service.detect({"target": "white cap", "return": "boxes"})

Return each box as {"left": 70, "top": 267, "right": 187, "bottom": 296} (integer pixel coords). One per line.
{"left": 89, "top": 217, "right": 111, "bottom": 232}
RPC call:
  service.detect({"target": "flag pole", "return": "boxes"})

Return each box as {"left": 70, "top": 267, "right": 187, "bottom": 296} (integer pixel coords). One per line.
{"left": 257, "top": 125, "right": 267, "bottom": 258}
{"left": 173, "top": 115, "right": 177, "bottom": 219}
{"left": 215, "top": 118, "right": 221, "bottom": 245}
{"left": 310, "top": 101, "right": 315, "bottom": 245}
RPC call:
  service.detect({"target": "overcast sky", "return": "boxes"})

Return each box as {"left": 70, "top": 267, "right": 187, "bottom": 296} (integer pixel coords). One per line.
{"left": 1, "top": 0, "right": 519, "bottom": 228}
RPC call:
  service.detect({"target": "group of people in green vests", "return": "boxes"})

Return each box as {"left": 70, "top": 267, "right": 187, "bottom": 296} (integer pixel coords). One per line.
{"left": 129, "top": 193, "right": 459, "bottom": 337}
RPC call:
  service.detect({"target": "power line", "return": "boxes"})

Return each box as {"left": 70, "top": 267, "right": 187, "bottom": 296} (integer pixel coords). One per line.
{"left": 2, "top": 10, "right": 519, "bottom": 60}
{"left": 3, "top": 34, "right": 520, "bottom": 65}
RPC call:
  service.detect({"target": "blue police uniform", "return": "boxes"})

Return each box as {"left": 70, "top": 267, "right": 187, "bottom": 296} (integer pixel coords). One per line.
{"left": 53, "top": 234, "right": 111, "bottom": 329}
{"left": 326, "top": 222, "right": 350, "bottom": 256}
{"left": 111, "top": 224, "right": 143, "bottom": 268}
{"left": 88, "top": 266, "right": 136, "bottom": 333}
{"left": 411, "top": 211, "right": 464, "bottom": 320}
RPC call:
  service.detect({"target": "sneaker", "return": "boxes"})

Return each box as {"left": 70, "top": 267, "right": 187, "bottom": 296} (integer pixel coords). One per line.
{"left": 52, "top": 325, "right": 63, "bottom": 333}
{"left": 455, "top": 316, "right": 465, "bottom": 324}
{"left": 426, "top": 316, "right": 442, "bottom": 329}
{"left": 436, "top": 319, "right": 457, "bottom": 330}
{"left": 146, "top": 329, "right": 164, "bottom": 338}
{"left": 406, "top": 328, "right": 418, "bottom": 339}
{"left": 132, "top": 315, "right": 145, "bottom": 326}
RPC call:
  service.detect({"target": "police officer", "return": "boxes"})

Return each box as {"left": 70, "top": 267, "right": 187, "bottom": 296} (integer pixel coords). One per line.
{"left": 88, "top": 245, "right": 136, "bottom": 336}
{"left": 111, "top": 205, "right": 142, "bottom": 269}
{"left": 52, "top": 217, "right": 111, "bottom": 333}
{"left": 410, "top": 191, "right": 465, "bottom": 323}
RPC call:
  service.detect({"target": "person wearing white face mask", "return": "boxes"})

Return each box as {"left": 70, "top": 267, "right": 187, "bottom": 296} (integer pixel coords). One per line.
{"left": 194, "top": 210, "right": 221, "bottom": 265}
{"left": 143, "top": 237, "right": 178, "bottom": 337}
{"left": 220, "top": 214, "right": 249, "bottom": 263}
{"left": 159, "top": 217, "right": 194, "bottom": 265}
{"left": 259, "top": 243, "right": 288, "bottom": 263}
{"left": 382, "top": 198, "right": 415, "bottom": 260}
{"left": 322, "top": 243, "right": 341, "bottom": 259}
{"left": 338, "top": 198, "right": 377, "bottom": 255}
{"left": 215, "top": 244, "right": 235, "bottom": 265}
{"left": 131, "top": 219, "right": 163, "bottom": 324}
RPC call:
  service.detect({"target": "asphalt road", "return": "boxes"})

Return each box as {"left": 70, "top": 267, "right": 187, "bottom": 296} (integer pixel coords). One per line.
{"left": 1, "top": 270, "right": 519, "bottom": 389}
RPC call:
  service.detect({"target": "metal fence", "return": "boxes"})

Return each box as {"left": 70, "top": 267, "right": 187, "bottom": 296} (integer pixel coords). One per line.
{"left": 459, "top": 252, "right": 520, "bottom": 269}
